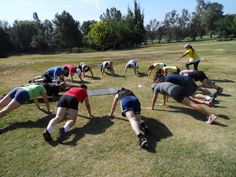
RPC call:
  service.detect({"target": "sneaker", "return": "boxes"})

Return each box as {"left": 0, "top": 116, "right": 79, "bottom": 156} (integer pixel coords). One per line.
{"left": 140, "top": 122, "right": 150, "bottom": 135}
{"left": 207, "top": 80, "right": 215, "bottom": 85}
{"left": 57, "top": 128, "right": 66, "bottom": 143}
{"left": 139, "top": 137, "right": 148, "bottom": 149}
{"left": 209, "top": 92, "right": 217, "bottom": 98}
{"left": 216, "top": 87, "right": 223, "bottom": 95}
{"left": 206, "top": 114, "right": 218, "bottom": 124}
{"left": 205, "top": 100, "right": 214, "bottom": 108}
{"left": 43, "top": 130, "right": 52, "bottom": 142}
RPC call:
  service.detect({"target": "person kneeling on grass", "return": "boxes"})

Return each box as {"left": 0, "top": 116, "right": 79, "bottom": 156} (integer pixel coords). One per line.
{"left": 43, "top": 84, "right": 93, "bottom": 143}
{"left": 108, "top": 88, "right": 149, "bottom": 149}
{"left": 0, "top": 84, "right": 51, "bottom": 118}
{"left": 148, "top": 82, "right": 218, "bottom": 124}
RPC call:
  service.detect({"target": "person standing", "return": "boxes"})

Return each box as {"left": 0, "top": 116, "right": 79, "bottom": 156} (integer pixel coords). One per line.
{"left": 177, "top": 44, "right": 201, "bottom": 71}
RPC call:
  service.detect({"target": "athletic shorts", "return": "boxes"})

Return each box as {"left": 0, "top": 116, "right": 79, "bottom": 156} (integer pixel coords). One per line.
{"left": 189, "top": 71, "right": 207, "bottom": 82}
{"left": 57, "top": 95, "right": 78, "bottom": 110}
{"left": 185, "top": 79, "right": 198, "bottom": 96}
{"left": 82, "top": 66, "right": 90, "bottom": 72}
{"left": 42, "top": 73, "right": 53, "bottom": 83}
{"left": 7, "top": 87, "right": 30, "bottom": 104}
{"left": 120, "top": 96, "right": 141, "bottom": 117}
{"left": 170, "top": 86, "right": 187, "bottom": 103}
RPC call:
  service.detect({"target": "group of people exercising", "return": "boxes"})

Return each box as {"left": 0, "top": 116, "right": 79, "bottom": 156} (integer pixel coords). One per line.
{"left": 0, "top": 44, "right": 224, "bottom": 149}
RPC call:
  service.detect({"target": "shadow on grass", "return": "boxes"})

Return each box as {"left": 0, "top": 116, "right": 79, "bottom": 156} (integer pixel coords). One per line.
{"left": 137, "top": 71, "right": 148, "bottom": 77}
{"left": 105, "top": 72, "right": 123, "bottom": 77}
{"left": 85, "top": 75, "right": 101, "bottom": 80}
{"left": 141, "top": 115, "right": 173, "bottom": 153}
{"left": 212, "top": 79, "right": 234, "bottom": 83}
{"left": 0, "top": 114, "right": 55, "bottom": 135}
{"left": 165, "top": 105, "right": 228, "bottom": 127}
{"left": 218, "top": 93, "right": 231, "bottom": 97}
{"left": 62, "top": 115, "right": 114, "bottom": 146}
{"left": 69, "top": 80, "right": 91, "bottom": 84}
{"left": 113, "top": 116, "right": 172, "bottom": 153}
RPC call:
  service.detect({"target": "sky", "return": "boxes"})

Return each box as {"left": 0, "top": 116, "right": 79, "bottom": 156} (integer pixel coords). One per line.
{"left": 0, "top": 0, "right": 235, "bottom": 25}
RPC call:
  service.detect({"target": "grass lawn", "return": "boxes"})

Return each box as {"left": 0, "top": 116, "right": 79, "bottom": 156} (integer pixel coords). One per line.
{"left": 0, "top": 41, "right": 236, "bottom": 177}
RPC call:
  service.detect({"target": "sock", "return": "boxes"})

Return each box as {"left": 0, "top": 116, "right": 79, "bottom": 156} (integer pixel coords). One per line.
{"left": 63, "top": 123, "right": 71, "bottom": 132}
{"left": 46, "top": 124, "right": 54, "bottom": 134}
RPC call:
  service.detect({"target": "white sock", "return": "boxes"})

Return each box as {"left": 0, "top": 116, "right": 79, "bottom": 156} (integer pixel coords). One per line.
{"left": 46, "top": 124, "right": 54, "bottom": 134}
{"left": 63, "top": 122, "right": 71, "bottom": 132}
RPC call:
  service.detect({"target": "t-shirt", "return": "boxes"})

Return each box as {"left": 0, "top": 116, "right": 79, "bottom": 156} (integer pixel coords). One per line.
{"left": 179, "top": 70, "right": 194, "bottom": 76}
{"left": 22, "top": 84, "right": 46, "bottom": 99}
{"left": 101, "top": 61, "right": 112, "bottom": 69}
{"left": 152, "top": 82, "right": 178, "bottom": 96}
{"left": 186, "top": 49, "right": 199, "bottom": 61}
{"left": 47, "top": 66, "right": 63, "bottom": 79}
{"left": 76, "top": 68, "right": 82, "bottom": 75}
{"left": 153, "top": 63, "right": 165, "bottom": 69}
{"left": 126, "top": 59, "right": 137, "bottom": 68}
{"left": 117, "top": 89, "right": 135, "bottom": 100}
{"left": 165, "top": 74, "right": 197, "bottom": 96}
{"left": 64, "top": 87, "right": 88, "bottom": 102}
{"left": 64, "top": 64, "right": 76, "bottom": 74}
{"left": 163, "top": 66, "right": 178, "bottom": 73}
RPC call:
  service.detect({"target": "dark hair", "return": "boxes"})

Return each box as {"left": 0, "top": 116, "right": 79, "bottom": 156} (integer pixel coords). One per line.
{"left": 80, "top": 84, "right": 87, "bottom": 89}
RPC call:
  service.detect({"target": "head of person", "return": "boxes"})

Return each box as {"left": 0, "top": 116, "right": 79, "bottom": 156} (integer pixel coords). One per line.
{"left": 148, "top": 65, "right": 155, "bottom": 71}
{"left": 184, "top": 43, "right": 192, "bottom": 49}
{"left": 62, "top": 66, "right": 69, "bottom": 77}
{"left": 79, "top": 84, "right": 88, "bottom": 90}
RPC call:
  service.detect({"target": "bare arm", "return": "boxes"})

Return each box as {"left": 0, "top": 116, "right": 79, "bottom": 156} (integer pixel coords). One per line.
{"left": 89, "top": 68, "right": 94, "bottom": 77}
{"left": 70, "top": 73, "right": 74, "bottom": 82}
{"left": 84, "top": 97, "right": 93, "bottom": 117}
{"left": 109, "top": 94, "right": 119, "bottom": 116}
{"left": 34, "top": 98, "right": 40, "bottom": 109}
{"left": 123, "top": 66, "right": 128, "bottom": 76}
{"left": 42, "top": 93, "right": 51, "bottom": 113}
{"left": 177, "top": 51, "right": 189, "bottom": 60}
{"left": 151, "top": 92, "right": 158, "bottom": 110}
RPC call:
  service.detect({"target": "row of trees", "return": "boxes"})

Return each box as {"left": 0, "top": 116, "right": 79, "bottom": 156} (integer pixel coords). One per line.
{"left": 0, "top": 0, "right": 236, "bottom": 57}
{"left": 146, "top": 0, "right": 236, "bottom": 43}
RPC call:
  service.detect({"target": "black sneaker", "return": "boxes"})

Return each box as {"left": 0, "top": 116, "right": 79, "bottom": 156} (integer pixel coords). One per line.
{"left": 43, "top": 130, "right": 52, "bottom": 142}
{"left": 139, "top": 137, "right": 148, "bottom": 149}
{"left": 57, "top": 128, "right": 66, "bottom": 143}
{"left": 140, "top": 122, "right": 150, "bottom": 135}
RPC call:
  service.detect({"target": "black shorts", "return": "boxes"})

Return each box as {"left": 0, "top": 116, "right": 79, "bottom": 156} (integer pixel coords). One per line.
{"left": 42, "top": 73, "right": 53, "bottom": 83}
{"left": 170, "top": 86, "right": 187, "bottom": 103}
{"left": 189, "top": 71, "right": 207, "bottom": 82}
{"left": 57, "top": 95, "right": 78, "bottom": 110}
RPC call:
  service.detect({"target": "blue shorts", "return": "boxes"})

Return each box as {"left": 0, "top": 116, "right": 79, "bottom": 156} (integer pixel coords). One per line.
{"left": 7, "top": 87, "right": 30, "bottom": 104}
{"left": 120, "top": 96, "right": 141, "bottom": 117}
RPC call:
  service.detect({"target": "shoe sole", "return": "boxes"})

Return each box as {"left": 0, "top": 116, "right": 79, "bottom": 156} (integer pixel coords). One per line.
{"left": 206, "top": 116, "right": 218, "bottom": 124}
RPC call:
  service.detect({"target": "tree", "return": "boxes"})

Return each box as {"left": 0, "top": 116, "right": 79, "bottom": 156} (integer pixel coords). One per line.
{"left": 86, "top": 21, "right": 112, "bottom": 49}
{"left": 163, "top": 10, "right": 178, "bottom": 42}
{"left": 146, "top": 19, "right": 159, "bottom": 43}
{"left": 216, "top": 14, "right": 236, "bottom": 38}
{"left": 9, "top": 20, "right": 37, "bottom": 51}
{"left": 195, "top": 0, "right": 207, "bottom": 38}
{"left": 176, "top": 9, "right": 190, "bottom": 41}
{"left": 201, "top": 2, "right": 224, "bottom": 38}
{"left": 53, "top": 11, "right": 83, "bottom": 50}
{"left": 0, "top": 27, "right": 14, "bottom": 57}
{"left": 125, "top": 0, "right": 146, "bottom": 47}
{"left": 81, "top": 20, "right": 97, "bottom": 35}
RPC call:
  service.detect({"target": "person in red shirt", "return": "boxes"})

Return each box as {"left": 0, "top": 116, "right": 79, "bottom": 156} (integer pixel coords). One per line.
{"left": 43, "top": 84, "right": 93, "bottom": 143}
{"left": 63, "top": 64, "right": 83, "bottom": 82}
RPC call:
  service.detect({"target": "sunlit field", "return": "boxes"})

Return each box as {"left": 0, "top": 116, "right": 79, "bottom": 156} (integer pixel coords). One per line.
{"left": 0, "top": 41, "right": 236, "bottom": 177}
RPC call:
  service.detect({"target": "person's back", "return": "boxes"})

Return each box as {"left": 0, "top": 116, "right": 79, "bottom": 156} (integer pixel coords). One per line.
{"left": 152, "top": 82, "right": 177, "bottom": 96}
{"left": 65, "top": 87, "right": 88, "bottom": 102}
{"left": 22, "top": 84, "right": 46, "bottom": 99}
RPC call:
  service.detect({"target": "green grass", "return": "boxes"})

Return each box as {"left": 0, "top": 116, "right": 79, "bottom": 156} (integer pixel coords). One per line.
{"left": 1, "top": 40, "right": 236, "bottom": 177}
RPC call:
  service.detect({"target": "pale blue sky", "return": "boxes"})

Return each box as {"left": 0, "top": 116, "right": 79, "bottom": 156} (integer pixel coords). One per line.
{"left": 0, "top": 0, "right": 235, "bottom": 25}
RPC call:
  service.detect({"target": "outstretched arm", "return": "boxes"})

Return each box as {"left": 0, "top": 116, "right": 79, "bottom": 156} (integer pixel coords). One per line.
{"left": 177, "top": 51, "right": 189, "bottom": 60}
{"left": 109, "top": 94, "right": 119, "bottom": 117}
{"left": 84, "top": 97, "right": 93, "bottom": 117}
{"left": 42, "top": 93, "right": 51, "bottom": 113}
{"left": 123, "top": 66, "right": 128, "bottom": 76}
{"left": 89, "top": 68, "right": 94, "bottom": 77}
{"left": 151, "top": 92, "right": 158, "bottom": 110}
